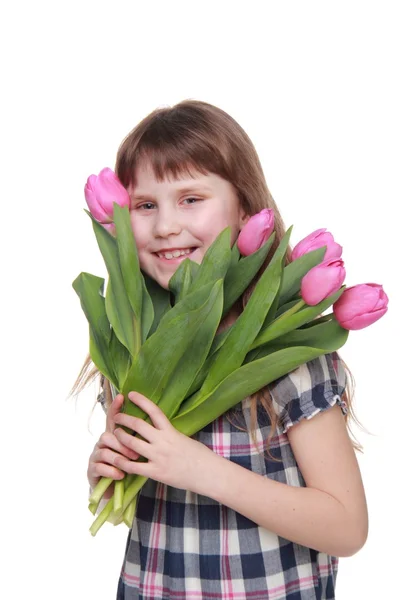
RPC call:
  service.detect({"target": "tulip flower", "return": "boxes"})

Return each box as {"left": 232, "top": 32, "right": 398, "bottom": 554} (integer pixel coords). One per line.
{"left": 301, "top": 258, "right": 346, "bottom": 306}
{"left": 333, "top": 283, "right": 388, "bottom": 330}
{"left": 84, "top": 167, "right": 130, "bottom": 224}
{"left": 292, "top": 228, "right": 342, "bottom": 262}
{"left": 237, "top": 208, "right": 274, "bottom": 256}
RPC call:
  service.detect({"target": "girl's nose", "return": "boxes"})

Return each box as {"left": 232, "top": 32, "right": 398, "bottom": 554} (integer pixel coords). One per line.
{"left": 153, "top": 207, "right": 182, "bottom": 238}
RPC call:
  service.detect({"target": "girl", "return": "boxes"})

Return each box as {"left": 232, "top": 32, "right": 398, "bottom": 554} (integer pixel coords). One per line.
{"left": 75, "top": 100, "right": 368, "bottom": 599}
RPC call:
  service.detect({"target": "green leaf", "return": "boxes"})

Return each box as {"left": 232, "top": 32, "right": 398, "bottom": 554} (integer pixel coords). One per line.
{"left": 156, "top": 280, "right": 224, "bottom": 419}
{"left": 200, "top": 227, "right": 292, "bottom": 395}
{"left": 113, "top": 204, "right": 143, "bottom": 319}
{"left": 87, "top": 212, "right": 136, "bottom": 354}
{"left": 104, "top": 278, "right": 136, "bottom": 355}
{"left": 251, "top": 287, "right": 345, "bottom": 349}
{"left": 279, "top": 247, "right": 326, "bottom": 306}
{"left": 72, "top": 272, "right": 116, "bottom": 386}
{"left": 168, "top": 259, "right": 193, "bottom": 303}
{"left": 173, "top": 346, "right": 343, "bottom": 436}
{"left": 191, "top": 228, "right": 232, "bottom": 292}
{"left": 275, "top": 298, "right": 303, "bottom": 318}
{"left": 109, "top": 329, "right": 131, "bottom": 389}
{"left": 230, "top": 241, "right": 240, "bottom": 266}
{"left": 246, "top": 317, "right": 349, "bottom": 363}
{"left": 120, "top": 281, "right": 222, "bottom": 420}
{"left": 140, "top": 273, "right": 154, "bottom": 342}
{"left": 143, "top": 274, "right": 171, "bottom": 337}
{"left": 222, "top": 233, "right": 275, "bottom": 316}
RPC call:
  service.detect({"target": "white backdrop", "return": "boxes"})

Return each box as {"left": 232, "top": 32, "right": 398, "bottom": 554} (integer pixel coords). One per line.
{"left": 2, "top": 1, "right": 399, "bottom": 598}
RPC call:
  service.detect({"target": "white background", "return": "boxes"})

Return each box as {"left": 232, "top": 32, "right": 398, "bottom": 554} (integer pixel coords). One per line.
{"left": 1, "top": 1, "right": 399, "bottom": 598}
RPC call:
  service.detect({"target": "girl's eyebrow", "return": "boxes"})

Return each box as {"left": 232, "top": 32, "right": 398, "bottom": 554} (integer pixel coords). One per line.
{"left": 132, "top": 184, "right": 212, "bottom": 200}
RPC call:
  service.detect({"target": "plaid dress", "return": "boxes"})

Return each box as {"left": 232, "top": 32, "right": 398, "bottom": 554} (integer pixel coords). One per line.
{"left": 116, "top": 351, "right": 348, "bottom": 600}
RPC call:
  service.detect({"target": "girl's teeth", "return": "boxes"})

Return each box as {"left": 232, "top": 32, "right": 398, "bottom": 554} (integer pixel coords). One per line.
{"left": 158, "top": 249, "right": 192, "bottom": 259}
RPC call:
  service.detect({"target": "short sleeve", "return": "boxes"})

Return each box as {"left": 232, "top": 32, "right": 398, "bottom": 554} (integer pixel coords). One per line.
{"left": 268, "top": 351, "right": 348, "bottom": 433}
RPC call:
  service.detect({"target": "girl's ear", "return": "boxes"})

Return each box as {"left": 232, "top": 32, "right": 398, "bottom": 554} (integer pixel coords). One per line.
{"left": 239, "top": 209, "right": 250, "bottom": 229}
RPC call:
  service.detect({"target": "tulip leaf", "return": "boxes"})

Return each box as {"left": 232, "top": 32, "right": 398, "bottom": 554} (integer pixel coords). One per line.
{"left": 72, "top": 272, "right": 116, "bottom": 386}
{"left": 143, "top": 274, "right": 171, "bottom": 337}
{"left": 251, "top": 286, "right": 345, "bottom": 349}
{"left": 200, "top": 227, "right": 292, "bottom": 396}
{"left": 222, "top": 233, "right": 276, "bottom": 316}
{"left": 246, "top": 317, "right": 349, "bottom": 363}
{"left": 120, "top": 281, "right": 221, "bottom": 419}
{"left": 173, "top": 346, "right": 342, "bottom": 435}
{"left": 156, "top": 280, "right": 223, "bottom": 419}
{"left": 185, "top": 326, "right": 233, "bottom": 397}
{"left": 279, "top": 247, "right": 327, "bottom": 306}
{"left": 87, "top": 212, "right": 136, "bottom": 354}
{"left": 104, "top": 279, "right": 136, "bottom": 355}
{"left": 230, "top": 241, "right": 240, "bottom": 265}
{"left": 275, "top": 298, "right": 303, "bottom": 318}
{"left": 140, "top": 273, "right": 154, "bottom": 342}
{"left": 113, "top": 204, "right": 143, "bottom": 320}
{"left": 168, "top": 259, "right": 193, "bottom": 303}
{"left": 109, "top": 329, "right": 131, "bottom": 389}
{"left": 191, "top": 228, "right": 231, "bottom": 292}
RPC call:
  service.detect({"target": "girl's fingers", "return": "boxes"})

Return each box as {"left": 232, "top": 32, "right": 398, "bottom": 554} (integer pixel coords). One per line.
{"left": 113, "top": 412, "right": 158, "bottom": 442}
{"left": 90, "top": 461, "right": 125, "bottom": 482}
{"left": 114, "top": 427, "right": 154, "bottom": 461}
{"left": 97, "top": 431, "right": 139, "bottom": 460}
{"left": 106, "top": 393, "right": 125, "bottom": 432}
{"left": 128, "top": 391, "right": 170, "bottom": 430}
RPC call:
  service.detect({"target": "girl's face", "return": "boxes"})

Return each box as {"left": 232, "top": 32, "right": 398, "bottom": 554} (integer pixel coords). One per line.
{"left": 129, "top": 160, "right": 248, "bottom": 289}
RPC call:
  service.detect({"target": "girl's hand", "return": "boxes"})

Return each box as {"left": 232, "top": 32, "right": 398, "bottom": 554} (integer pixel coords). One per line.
{"left": 113, "top": 391, "right": 217, "bottom": 493}
{"left": 87, "top": 393, "right": 140, "bottom": 495}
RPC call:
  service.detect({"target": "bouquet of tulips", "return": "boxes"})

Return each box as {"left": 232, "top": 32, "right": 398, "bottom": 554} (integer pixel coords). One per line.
{"left": 74, "top": 168, "right": 388, "bottom": 536}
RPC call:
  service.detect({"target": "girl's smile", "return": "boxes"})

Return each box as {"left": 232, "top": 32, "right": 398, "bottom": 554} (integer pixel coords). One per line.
{"left": 129, "top": 160, "right": 248, "bottom": 289}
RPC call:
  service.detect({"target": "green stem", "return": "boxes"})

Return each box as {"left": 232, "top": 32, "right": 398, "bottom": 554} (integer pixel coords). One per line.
{"left": 121, "top": 475, "right": 148, "bottom": 512}
{"left": 123, "top": 495, "right": 138, "bottom": 527}
{"left": 88, "top": 502, "right": 97, "bottom": 515}
{"left": 89, "top": 498, "right": 114, "bottom": 536}
{"left": 133, "top": 317, "right": 141, "bottom": 356}
{"left": 89, "top": 477, "right": 113, "bottom": 508}
{"left": 113, "top": 480, "right": 124, "bottom": 513}
{"left": 250, "top": 299, "right": 306, "bottom": 350}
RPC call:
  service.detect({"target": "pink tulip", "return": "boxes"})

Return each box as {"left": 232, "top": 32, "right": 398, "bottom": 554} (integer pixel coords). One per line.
{"left": 237, "top": 209, "right": 274, "bottom": 256}
{"left": 333, "top": 283, "right": 388, "bottom": 330}
{"left": 292, "top": 228, "right": 342, "bottom": 261}
{"left": 301, "top": 258, "right": 346, "bottom": 306}
{"left": 84, "top": 167, "right": 130, "bottom": 223}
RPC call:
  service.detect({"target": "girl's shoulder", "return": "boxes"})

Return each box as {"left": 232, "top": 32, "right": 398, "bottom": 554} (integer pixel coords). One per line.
{"left": 268, "top": 351, "right": 348, "bottom": 433}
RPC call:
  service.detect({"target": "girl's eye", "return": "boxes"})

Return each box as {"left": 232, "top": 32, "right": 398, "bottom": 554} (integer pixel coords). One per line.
{"left": 137, "top": 202, "right": 156, "bottom": 210}
{"left": 183, "top": 197, "right": 200, "bottom": 205}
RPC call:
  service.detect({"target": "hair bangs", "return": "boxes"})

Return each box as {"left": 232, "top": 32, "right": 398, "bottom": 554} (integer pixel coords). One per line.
{"left": 117, "top": 112, "right": 229, "bottom": 188}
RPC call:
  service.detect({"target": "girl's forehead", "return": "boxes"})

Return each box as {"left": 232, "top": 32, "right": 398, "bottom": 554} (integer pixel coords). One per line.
{"left": 130, "top": 159, "right": 211, "bottom": 189}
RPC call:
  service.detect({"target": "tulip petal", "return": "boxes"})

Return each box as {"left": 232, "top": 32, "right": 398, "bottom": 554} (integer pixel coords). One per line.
{"left": 84, "top": 180, "right": 111, "bottom": 222}
{"left": 301, "top": 260, "right": 346, "bottom": 306}
{"left": 237, "top": 209, "right": 274, "bottom": 256}
{"left": 340, "top": 307, "right": 388, "bottom": 330}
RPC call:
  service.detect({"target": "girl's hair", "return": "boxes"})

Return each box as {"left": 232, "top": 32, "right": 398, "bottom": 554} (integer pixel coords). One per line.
{"left": 70, "top": 99, "right": 362, "bottom": 456}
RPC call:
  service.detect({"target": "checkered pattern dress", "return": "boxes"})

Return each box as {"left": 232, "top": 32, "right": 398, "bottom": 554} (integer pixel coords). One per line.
{"left": 116, "top": 351, "right": 348, "bottom": 599}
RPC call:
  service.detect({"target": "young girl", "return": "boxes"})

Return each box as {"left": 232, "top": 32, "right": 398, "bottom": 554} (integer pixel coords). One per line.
{"left": 78, "top": 100, "right": 368, "bottom": 599}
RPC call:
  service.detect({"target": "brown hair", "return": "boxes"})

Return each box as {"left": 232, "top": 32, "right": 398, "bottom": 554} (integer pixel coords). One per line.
{"left": 70, "top": 99, "right": 362, "bottom": 456}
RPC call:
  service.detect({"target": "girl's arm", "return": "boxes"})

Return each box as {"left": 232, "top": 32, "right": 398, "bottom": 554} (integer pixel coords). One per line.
{"left": 113, "top": 392, "right": 368, "bottom": 558}
{"left": 197, "top": 404, "right": 368, "bottom": 558}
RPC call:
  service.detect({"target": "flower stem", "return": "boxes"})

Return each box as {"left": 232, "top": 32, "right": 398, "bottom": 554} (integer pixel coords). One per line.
{"left": 113, "top": 480, "right": 124, "bottom": 513}
{"left": 88, "top": 502, "right": 97, "bottom": 515}
{"left": 89, "top": 498, "right": 114, "bottom": 536}
{"left": 250, "top": 299, "right": 306, "bottom": 349}
{"left": 121, "top": 475, "right": 148, "bottom": 512}
{"left": 89, "top": 477, "right": 113, "bottom": 508}
{"left": 123, "top": 495, "right": 138, "bottom": 527}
